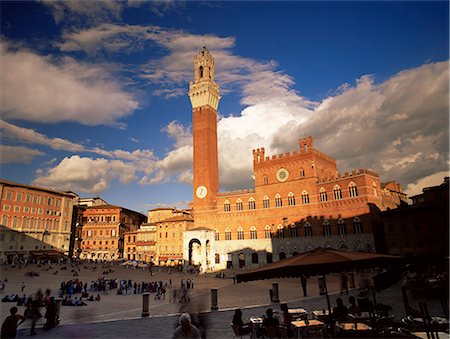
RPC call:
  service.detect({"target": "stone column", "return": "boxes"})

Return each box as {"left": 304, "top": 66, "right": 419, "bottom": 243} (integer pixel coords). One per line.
{"left": 272, "top": 282, "right": 280, "bottom": 303}
{"left": 211, "top": 288, "right": 218, "bottom": 311}
{"left": 142, "top": 292, "right": 150, "bottom": 317}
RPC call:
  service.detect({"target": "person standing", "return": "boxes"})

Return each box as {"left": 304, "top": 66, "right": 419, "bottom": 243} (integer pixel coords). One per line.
{"left": 300, "top": 274, "right": 308, "bottom": 297}
{"left": 20, "top": 283, "right": 25, "bottom": 293}
{"left": 340, "top": 271, "right": 349, "bottom": 295}
{"left": 1, "top": 307, "right": 26, "bottom": 338}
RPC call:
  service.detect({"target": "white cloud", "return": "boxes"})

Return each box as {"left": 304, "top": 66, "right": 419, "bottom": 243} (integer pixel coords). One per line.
{"left": 0, "top": 145, "right": 44, "bottom": 164}
{"left": 404, "top": 171, "right": 449, "bottom": 197}
{"left": 42, "top": 0, "right": 123, "bottom": 24}
{"left": 0, "top": 42, "right": 139, "bottom": 126}
{"left": 33, "top": 156, "right": 137, "bottom": 194}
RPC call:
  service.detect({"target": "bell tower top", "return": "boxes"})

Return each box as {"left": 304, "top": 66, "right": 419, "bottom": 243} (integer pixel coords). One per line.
{"left": 188, "top": 46, "right": 221, "bottom": 110}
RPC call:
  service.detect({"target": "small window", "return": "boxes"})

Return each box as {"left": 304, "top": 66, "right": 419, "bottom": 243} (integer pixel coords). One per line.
{"left": 215, "top": 253, "right": 220, "bottom": 264}
{"left": 289, "top": 225, "right": 298, "bottom": 238}
{"left": 338, "top": 219, "right": 346, "bottom": 236}
{"left": 214, "top": 229, "right": 219, "bottom": 241}
{"left": 277, "top": 224, "right": 284, "bottom": 238}
{"left": 323, "top": 220, "right": 331, "bottom": 237}
{"left": 353, "top": 218, "right": 362, "bottom": 234}
{"left": 299, "top": 168, "right": 305, "bottom": 178}
{"left": 224, "top": 201, "right": 231, "bottom": 212}
{"left": 251, "top": 253, "right": 258, "bottom": 264}
{"left": 304, "top": 222, "right": 312, "bottom": 237}
{"left": 320, "top": 188, "right": 328, "bottom": 202}
{"left": 236, "top": 199, "right": 243, "bottom": 211}
{"left": 263, "top": 176, "right": 269, "bottom": 184}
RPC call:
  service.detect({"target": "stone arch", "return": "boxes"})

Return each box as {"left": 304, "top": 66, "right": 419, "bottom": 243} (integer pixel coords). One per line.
{"left": 188, "top": 238, "right": 201, "bottom": 265}
{"left": 304, "top": 243, "right": 314, "bottom": 252}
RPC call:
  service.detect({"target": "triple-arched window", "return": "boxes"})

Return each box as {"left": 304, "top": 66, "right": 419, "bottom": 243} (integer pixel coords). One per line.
{"left": 237, "top": 227, "right": 244, "bottom": 240}
{"left": 225, "top": 228, "right": 231, "bottom": 240}
{"left": 250, "top": 226, "right": 257, "bottom": 239}
{"left": 264, "top": 225, "right": 272, "bottom": 239}
{"left": 236, "top": 199, "right": 243, "bottom": 211}
{"left": 323, "top": 220, "right": 331, "bottom": 237}
{"left": 338, "top": 219, "right": 346, "bottom": 236}
{"left": 224, "top": 200, "right": 230, "bottom": 212}
{"left": 320, "top": 188, "right": 328, "bottom": 202}
{"left": 301, "top": 190, "right": 310, "bottom": 204}
{"left": 263, "top": 196, "right": 270, "bottom": 209}
{"left": 288, "top": 192, "right": 296, "bottom": 206}
{"left": 277, "top": 224, "right": 284, "bottom": 238}
{"left": 299, "top": 168, "right": 305, "bottom": 178}
{"left": 334, "top": 185, "right": 343, "bottom": 200}
{"left": 304, "top": 222, "right": 313, "bottom": 237}
{"left": 349, "top": 182, "right": 358, "bottom": 197}
{"left": 275, "top": 194, "right": 282, "bottom": 207}
{"left": 248, "top": 198, "right": 256, "bottom": 210}
{"left": 353, "top": 217, "right": 363, "bottom": 234}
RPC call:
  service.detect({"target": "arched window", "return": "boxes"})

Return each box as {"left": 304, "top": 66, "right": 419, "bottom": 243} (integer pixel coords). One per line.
{"left": 275, "top": 194, "right": 282, "bottom": 207}
{"left": 22, "top": 217, "right": 28, "bottom": 228}
{"left": 349, "top": 182, "right": 358, "bottom": 197}
{"left": 2, "top": 215, "right": 8, "bottom": 226}
{"left": 301, "top": 190, "right": 310, "bottom": 204}
{"left": 323, "top": 220, "right": 331, "bottom": 237}
{"left": 214, "top": 228, "right": 219, "bottom": 241}
{"left": 237, "top": 227, "right": 244, "bottom": 240}
{"left": 248, "top": 198, "right": 256, "bottom": 210}
{"left": 199, "top": 66, "right": 203, "bottom": 78}
{"left": 251, "top": 252, "right": 258, "bottom": 264}
{"left": 289, "top": 224, "right": 298, "bottom": 238}
{"left": 250, "top": 226, "right": 257, "bottom": 239}
{"left": 299, "top": 168, "right": 305, "bottom": 178}
{"left": 263, "top": 175, "right": 269, "bottom": 184}
{"left": 263, "top": 196, "right": 270, "bottom": 209}
{"left": 215, "top": 253, "right": 220, "bottom": 264}
{"left": 338, "top": 219, "right": 346, "bottom": 236}
{"left": 266, "top": 252, "right": 273, "bottom": 263}
{"left": 334, "top": 185, "right": 343, "bottom": 200}
{"left": 320, "top": 188, "right": 328, "bottom": 202}
{"left": 236, "top": 199, "right": 243, "bottom": 211}
{"left": 277, "top": 224, "right": 284, "bottom": 238}
{"left": 353, "top": 217, "right": 363, "bottom": 234}
{"left": 224, "top": 200, "right": 231, "bottom": 212}
{"left": 264, "top": 225, "right": 272, "bottom": 239}
{"left": 279, "top": 252, "right": 286, "bottom": 260}
{"left": 225, "top": 228, "right": 231, "bottom": 241}
{"left": 288, "top": 192, "right": 296, "bottom": 206}
{"left": 304, "top": 222, "right": 312, "bottom": 237}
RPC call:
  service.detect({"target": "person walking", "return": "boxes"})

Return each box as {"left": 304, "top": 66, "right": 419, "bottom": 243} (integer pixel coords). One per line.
{"left": 300, "top": 274, "right": 308, "bottom": 297}
{"left": 1, "top": 307, "right": 26, "bottom": 339}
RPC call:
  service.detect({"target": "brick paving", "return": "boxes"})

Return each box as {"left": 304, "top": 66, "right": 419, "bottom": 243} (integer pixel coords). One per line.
{"left": 1, "top": 263, "right": 446, "bottom": 338}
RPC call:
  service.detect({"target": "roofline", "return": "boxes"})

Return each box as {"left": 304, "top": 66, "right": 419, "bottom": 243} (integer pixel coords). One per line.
{"left": 0, "top": 179, "right": 78, "bottom": 198}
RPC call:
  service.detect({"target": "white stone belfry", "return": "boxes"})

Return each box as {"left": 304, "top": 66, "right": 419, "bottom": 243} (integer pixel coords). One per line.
{"left": 188, "top": 46, "right": 221, "bottom": 110}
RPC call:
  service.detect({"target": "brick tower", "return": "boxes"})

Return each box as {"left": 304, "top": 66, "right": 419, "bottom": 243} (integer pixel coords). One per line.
{"left": 188, "top": 46, "right": 221, "bottom": 211}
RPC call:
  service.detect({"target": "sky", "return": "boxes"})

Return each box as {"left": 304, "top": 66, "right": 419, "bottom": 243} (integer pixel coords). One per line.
{"left": 0, "top": 1, "right": 449, "bottom": 215}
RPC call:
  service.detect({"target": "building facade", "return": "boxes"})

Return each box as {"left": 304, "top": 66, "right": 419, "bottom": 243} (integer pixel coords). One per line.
{"left": 79, "top": 205, "right": 146, "bottom": 260}
{"left": 183, "top": 47, "right": 406, "bottom": 271}
{"left": 378, "top": 177, "right": 449, "bottom": 256}
{"left": 0, "top": 179, "right": 77, "bottom": 263}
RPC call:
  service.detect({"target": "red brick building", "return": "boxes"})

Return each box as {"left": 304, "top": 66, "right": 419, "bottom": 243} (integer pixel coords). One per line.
{"left": 184, "top": 47, "right": 407, "bottom": 271}
{"left": 79, "top": 205, "right": 146, "bottom": 260}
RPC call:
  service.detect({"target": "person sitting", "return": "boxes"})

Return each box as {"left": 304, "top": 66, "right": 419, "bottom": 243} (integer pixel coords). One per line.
{"left": 262, "top": 308, "right": 280, "bottom": 339}
{"left": 95, "top": 294, "right": 101, "bottom": 301}
{"left": 280, "top": 304, "right": 294, "bottom": 338}
{"left": 332, "top": 298, "right": 348, "bottom": 321}
{"left": 348, "top": 296, "right": 360, "bottom": 316}
{"left": 231, "top": 309, "right": 252, "bottom": 336}
{"left": 172, "top": 312, "right": 200, "bottom": 339}
{"left": 88, "top": 295, "right": 94, "bottom": 301}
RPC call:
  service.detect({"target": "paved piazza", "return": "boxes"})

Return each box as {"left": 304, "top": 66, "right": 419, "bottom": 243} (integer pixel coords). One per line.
{"left": 1, "top": 261, "right": 342, "bottom": 324}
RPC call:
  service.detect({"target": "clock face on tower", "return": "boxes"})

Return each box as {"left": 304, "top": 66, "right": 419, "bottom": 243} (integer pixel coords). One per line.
{"left": 196, "top": 185, "right": 208, "bottom": 199}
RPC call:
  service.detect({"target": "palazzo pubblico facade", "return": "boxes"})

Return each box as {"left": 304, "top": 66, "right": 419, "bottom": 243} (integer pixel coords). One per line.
{"left": 183, "top": 47, "right": 406, "bottom": 271}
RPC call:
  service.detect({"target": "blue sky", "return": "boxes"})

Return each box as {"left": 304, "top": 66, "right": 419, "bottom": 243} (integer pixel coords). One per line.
{"left": 0, "top": 1, "right": 448, "bottom": 214}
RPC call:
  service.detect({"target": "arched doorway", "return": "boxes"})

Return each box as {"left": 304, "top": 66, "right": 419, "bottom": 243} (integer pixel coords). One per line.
{"left": 266, "top": 252, "right": 273, "bottom": 264}
{"left": 188, "top": 239, "right": 202, "bottom": 265}
{"left": 279, "top": 252, "right": 286, "bottom": 260}
{"left": 238, "top": 253, "right": 245, "bottom": 268}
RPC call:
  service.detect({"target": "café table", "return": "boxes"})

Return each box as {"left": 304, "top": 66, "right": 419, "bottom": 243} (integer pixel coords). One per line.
{"left": 312, "top": 309, "right": 330, "bottom": 322}
{"left": 249, "top": 316, "right": 263, "bottom": 337}
{"left": 289, "top": 308, "right": 308, "bottom": 320}
{"left": 292, "top": 319, "right": 324, "bottom": 338}
{"left": 412, "top": 332, "right": 450, "bottom": 339}
{"left": 335, "top": 322, "right": 373, "bottom": 338}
